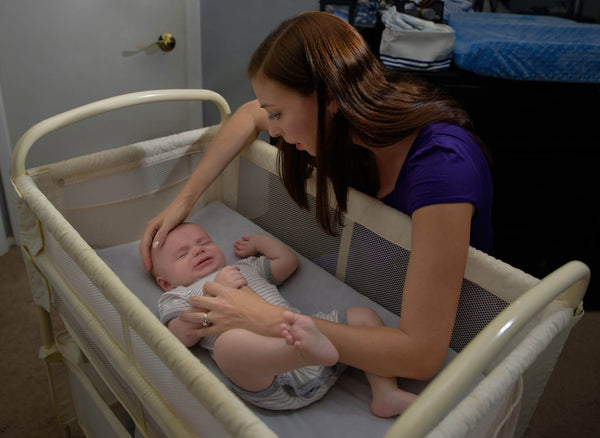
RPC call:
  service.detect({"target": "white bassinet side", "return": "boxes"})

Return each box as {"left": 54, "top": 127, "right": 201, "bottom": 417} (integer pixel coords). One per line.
{"left": 11, "top": 90, "right": 589, "bottom": 438}
{"left": 11, "top": 90, "right": 278, "bottom": 437}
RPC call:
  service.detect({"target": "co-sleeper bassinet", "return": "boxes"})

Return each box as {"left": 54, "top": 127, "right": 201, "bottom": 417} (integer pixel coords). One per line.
{"left": 11, "top": 90, "right": 589, "bottom": 438}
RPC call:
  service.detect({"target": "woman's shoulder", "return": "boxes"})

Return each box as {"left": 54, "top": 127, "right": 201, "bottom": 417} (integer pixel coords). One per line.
{"left": 417, "top": 122, "right": 475, "bottom": 146}
{"left": 410, "top": 122, "right": 483, "bottom": 163}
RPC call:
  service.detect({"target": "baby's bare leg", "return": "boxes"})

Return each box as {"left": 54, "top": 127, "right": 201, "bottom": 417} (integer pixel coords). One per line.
{"left": 346, "top": 307, "right": 417, "bottom": 418}
{"left": 213, "top": 327, "right": 337, "bottom": 393}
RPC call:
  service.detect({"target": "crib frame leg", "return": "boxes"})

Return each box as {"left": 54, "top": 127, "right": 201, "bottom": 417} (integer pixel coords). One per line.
{"left": 36, "top": 305, "right": 79, "bottom": 433}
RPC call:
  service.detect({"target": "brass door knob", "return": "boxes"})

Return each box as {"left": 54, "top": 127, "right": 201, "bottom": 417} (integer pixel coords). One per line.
{"left": 137, "top": 33, "right": 176, "bottom": 52}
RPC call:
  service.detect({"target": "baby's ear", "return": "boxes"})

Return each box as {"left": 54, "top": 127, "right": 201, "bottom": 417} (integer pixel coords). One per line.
{"left": 156, "top": 276, "right": 172, "bottom": 292}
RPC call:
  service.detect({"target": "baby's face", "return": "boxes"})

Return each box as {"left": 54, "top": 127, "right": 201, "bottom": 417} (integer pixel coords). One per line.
{"left": 152, "top": 223, "right": 226, "bottom": 291}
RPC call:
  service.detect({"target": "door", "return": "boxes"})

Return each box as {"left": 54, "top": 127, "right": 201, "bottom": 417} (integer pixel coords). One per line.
{"left": 0, "top": 0, "right": 201, "bottom": 249}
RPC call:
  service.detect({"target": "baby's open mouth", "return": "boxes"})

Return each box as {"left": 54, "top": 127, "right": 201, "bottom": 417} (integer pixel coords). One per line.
{"left": 194, "top": 257, "right": 211, "bottom": 268}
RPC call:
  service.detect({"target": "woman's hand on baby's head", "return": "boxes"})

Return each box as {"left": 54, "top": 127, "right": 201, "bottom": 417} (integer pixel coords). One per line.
{"left": 233, "top": 235, "right": 258, "bottom": 258}
{"left": 214, "top": 265, "right": 248, "bottom": 289}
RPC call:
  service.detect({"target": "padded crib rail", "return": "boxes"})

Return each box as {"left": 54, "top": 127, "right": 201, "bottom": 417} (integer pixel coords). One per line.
{"left": 11, "top": 90, "right": 590, "bottom": 437}
{"left": 388, "top": 260, "right": 588, "bottom": 438}
{"left": 11, "top": 89, "right": 231, "bottom": 180}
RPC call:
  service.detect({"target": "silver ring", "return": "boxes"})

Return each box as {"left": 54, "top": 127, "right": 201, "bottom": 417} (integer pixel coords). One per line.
{"left": 202, "top": 312, "right": 211, "bottom": 327}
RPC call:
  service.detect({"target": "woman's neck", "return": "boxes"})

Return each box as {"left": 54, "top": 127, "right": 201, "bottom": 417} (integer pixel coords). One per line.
{"left": 355, "top": 131, "right": 418, "bottom": 199}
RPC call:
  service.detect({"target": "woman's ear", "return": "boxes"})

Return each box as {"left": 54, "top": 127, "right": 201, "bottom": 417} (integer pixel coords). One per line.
{"left": 326, "top": 98, "right": 339, "bottom": 117}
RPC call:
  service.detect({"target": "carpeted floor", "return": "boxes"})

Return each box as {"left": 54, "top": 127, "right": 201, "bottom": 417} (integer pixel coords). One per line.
{"left": 1, "top": 244, "right": 598, "bottom": 437}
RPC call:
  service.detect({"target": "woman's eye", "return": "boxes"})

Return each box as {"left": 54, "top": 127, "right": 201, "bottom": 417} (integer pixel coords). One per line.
{"left": 268, "top": 112, "right": 281, "bottom": 120}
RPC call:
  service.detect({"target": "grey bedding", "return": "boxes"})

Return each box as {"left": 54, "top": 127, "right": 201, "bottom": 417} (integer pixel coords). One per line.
{"left": 98, "top": 201, "right": 458, "bottom": 437}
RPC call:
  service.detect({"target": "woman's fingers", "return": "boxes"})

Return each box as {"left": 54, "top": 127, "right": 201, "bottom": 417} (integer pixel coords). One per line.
{"left": 140, "top": 219, "right": 162, "bottom": 271}
{"left": 201, "top": 281, "right": 227, "bottom": 298}
{"left": 179, "top": 307, "right": 211, "bottom": 324}
{"left": 140, "top": 201, "right": 191, "bottom": 271}
{"left": 179, "top": 309, "right": 222, "bottom": 338}
{"left": 187, "top": 324, "right": 221, "bottom": 338}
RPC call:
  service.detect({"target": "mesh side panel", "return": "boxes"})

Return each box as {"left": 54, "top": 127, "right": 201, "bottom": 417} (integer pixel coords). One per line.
{"left": 452, "top": 280, "right": 509, "bottom": 352}
{"left": 54, "top": 292, "right": 172, "bottom": 438}
{"left": 44, "top": 228, "right": 166, "bottom": 436}
{"left": 236, "top": 158, "right": 342, "bottom": 275}
{"left": 43, "top": 230, "right": 125, "bottom": 347}
{"left": 52, "top": 292, "right": 141, "bottom": 423}
{"left": 346, "top": 223, "right": 509, "bottom": 352}
{"left": 141, "top": 407, "right": 169, "bottom": 438}
{"left": 345, "top": 223, "right": 409, "bottom": 316}
{"left": 128, "top": 325, "right": 230, "bottom": 438}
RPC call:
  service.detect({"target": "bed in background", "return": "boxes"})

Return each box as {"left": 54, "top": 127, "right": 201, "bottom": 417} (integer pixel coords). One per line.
{"left": 447, "top": 11, "right": 600, "bottom": 83}
{"left": 411, "top": 10, "right": 600, "bottom": 312}
{"left": 10, "top": 90, "right": 589, "bottom": 437}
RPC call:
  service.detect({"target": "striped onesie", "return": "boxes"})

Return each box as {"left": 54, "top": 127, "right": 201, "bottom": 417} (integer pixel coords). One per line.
{"left": 158, "top": 255, "right": 345, "bottom": 410}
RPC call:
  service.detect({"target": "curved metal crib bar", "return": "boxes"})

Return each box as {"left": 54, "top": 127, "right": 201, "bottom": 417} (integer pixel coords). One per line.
{"left": 11, "top": 89, "right": 231, "bottom": 180}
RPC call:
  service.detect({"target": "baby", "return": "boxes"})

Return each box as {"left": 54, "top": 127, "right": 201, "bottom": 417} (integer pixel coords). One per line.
{"left": 151, "top": 222, "right": 415, "bottom": 415}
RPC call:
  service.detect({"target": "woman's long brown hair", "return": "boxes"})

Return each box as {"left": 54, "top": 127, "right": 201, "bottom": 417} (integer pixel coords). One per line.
{"left": 248, "top": 11, "right": 483, "bottom": 235}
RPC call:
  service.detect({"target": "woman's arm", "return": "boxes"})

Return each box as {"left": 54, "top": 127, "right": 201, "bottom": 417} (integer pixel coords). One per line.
{"left": 313, "top": 202, "right": 472, "bottom": 380}
{"left": 140, "top": 100, "right": 268, "bottom": 271}
{"left": 181, "top": 202, "right": 472, "bottom": 380}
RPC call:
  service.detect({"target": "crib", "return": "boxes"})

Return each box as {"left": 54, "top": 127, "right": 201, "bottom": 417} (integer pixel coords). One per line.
{"left": 10, "top": 90, "right": 589, "bottom": 438}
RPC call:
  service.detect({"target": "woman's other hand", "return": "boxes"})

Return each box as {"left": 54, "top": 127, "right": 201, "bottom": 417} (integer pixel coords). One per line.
{"left": 179, "top": 282, "right": 286, "bottom": 338}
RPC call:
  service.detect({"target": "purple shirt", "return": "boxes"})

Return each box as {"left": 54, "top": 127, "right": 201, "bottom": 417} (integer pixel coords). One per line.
{"left": 381, "top": 122, "right": 493, "bottom": 253}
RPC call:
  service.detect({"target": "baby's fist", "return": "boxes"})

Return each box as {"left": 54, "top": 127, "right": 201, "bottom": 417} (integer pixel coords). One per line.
{"left": 233, "top": 235, "right": 258, "bottom": 258}
{"left": 214, "top": 265, "right": 247, "bottom": 289}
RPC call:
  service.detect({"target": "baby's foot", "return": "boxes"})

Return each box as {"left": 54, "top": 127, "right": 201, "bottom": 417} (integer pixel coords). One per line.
{"left": 370, "top": 386, "right": 418, "bottom": 418}
{"left": 281, "top": 311, "right": 339, "bottom": 366}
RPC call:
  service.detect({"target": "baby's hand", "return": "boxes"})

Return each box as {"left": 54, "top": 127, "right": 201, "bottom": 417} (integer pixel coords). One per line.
{"left": 214, "top": 265, "right": 247, "bottom": 289}
{"left": 234, "top": 235, "right": 258, "bottom": 258}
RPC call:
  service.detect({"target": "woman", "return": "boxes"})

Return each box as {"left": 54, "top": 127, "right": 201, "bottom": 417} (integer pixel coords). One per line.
{"left": 140, "top": 11, "right": 492, "bottom": 382}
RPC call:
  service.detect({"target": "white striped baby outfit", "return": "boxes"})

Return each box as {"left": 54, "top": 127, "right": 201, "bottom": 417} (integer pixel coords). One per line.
{"left": 158, "top": 255, "right": 345, "bottom": 410}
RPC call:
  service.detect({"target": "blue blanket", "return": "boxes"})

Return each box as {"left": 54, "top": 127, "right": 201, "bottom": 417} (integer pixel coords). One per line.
{"left": 448, "top": 12, "right": 600, "bottom": 83}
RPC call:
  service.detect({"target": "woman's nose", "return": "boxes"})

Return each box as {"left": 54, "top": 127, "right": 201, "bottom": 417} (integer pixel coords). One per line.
{"left": 268, "top": 122, "right": 282, "bottom": 138}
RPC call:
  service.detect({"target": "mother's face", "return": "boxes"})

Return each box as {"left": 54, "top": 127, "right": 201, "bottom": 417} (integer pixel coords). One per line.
{"left": 252, "top": 75, "right": 319, "bottom": 156}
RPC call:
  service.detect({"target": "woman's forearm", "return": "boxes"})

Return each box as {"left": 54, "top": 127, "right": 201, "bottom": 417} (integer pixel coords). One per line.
{"left": 245, "top": 299, "right": 289, "bottom": 338}
{"left": 315, "top": 204, "right": 471, "bottom": 380}
{"left": 312, "top": 320, "right": 447, "bottom": 380}
{"left": 180, "top": 100, "right": 266, "bottom": 206}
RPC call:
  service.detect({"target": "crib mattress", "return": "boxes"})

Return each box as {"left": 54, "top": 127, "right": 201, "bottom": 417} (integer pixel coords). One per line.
{"left": 97, "top": 201, "right": 464, "bottom": 437}
{"left": 448, "top": 12, "right": 600, "bottom": 83}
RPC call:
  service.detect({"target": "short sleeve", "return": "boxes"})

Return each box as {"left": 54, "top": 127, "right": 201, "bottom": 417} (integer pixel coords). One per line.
{"left": 236, "top": 256, "right": 280, "bottom": 285}
{"left": 157, "top": 287, "right": 194, "bottom": 324}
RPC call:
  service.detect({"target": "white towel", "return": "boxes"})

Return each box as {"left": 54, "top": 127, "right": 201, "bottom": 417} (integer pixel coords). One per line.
{"left": 379, "top": 6, "right": 455, "bottom": 71}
